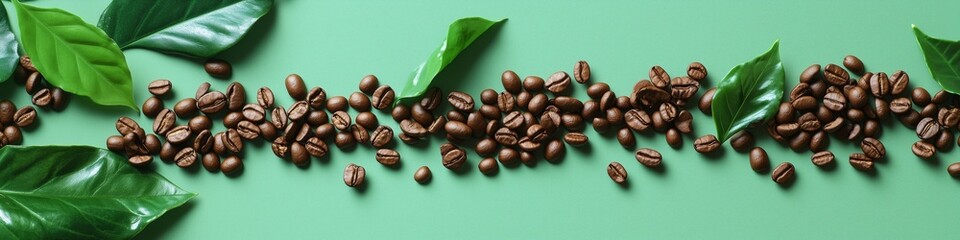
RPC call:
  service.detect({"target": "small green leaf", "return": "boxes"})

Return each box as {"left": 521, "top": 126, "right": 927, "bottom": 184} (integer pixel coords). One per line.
{"left": 98, "top": 0, "right": 274, "bottom": 58}
{"left": 0, "top": 146, "right": 196, "bottom": 239}
{"left": 13, "top": 0, "right": 137, "bottom": 110}
{"left": 0, "top": 1, "right": 19, "bottom": 83}
{"left": 395, "top": 17, "right": 506, "bottom": 105}
{"left": 712, "top": 40, "right": 785, "bottom": 143}
{"left": 913, "top": 25, "right": 960, "bottom": 94}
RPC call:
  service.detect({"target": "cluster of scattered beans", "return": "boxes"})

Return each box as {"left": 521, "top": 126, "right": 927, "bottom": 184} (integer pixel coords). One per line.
{"left": 13, "top": 56, "right": 70, "bottom": 110}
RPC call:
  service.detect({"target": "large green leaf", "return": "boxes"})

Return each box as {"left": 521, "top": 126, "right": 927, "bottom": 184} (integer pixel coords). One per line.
{"left": 0, "top": 146, "right": 195, "bottom": 239}
{"left": 98, "top": 0, "right": 273, "bottom": 58}
{"left": 913, "top": 25, "right": 960, "bottom": 94}
{"left": 712, "top": 40, "right": 785, "bottom": 143}
{"left": 0, "top": 1, "right": 18, "bottom": 83}
{"left": 395, "top": 17, "right": 506, "bottom": 105}
{"left": 13, "top": 0, "right": 137, "bottom": 110}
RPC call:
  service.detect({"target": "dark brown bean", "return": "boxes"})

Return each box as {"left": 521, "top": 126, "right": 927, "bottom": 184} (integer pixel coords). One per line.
{"left": 917, "top": 117, "right": 940, "bottom": 140}
{"left": 843, "top": 55, "right": 865, "bottom": 75}
{"left": 771, "top": 162, "right": 795, "bottom": 185}
{"left": 502, "top": 70, "right": 522, "bottom": 94}
{"left": 376, "top": 149, "right": 400, "bottom": 166}
{"left": 447, "top": 91, "right": 475, "bottom": 112}
{"left": 912, "top": 87, "right": 931, "bottom": 106}
{"left": 326, "top": 96, "right": 348, "bottom": 112}
{"left": 699, "top": 87, "right": 716, "bottom": 114}
{"left": 824, "top": 64, "right": 849, "bottom": 86}
{"left": 257, "top": 87, "right": 275, "bottom": 108}
{"left": 750, "top": 147, "right": 770, "bottom": 172}
{"left": 799, "top": 64, "right": 821, "bottom": 83}
{"left": 545, "top": 71, "right": 571, "bottom": 93}
{"left": 174, "top": 98, "right": 198, "bottom": 118}
{"left": 148, "top": 79, "right": 172, "bottom": 96}
{"left": 285, "top": 74, "right": 307, "bottom": 100}
{"left": 343, "top": 163, "right": 365, "bottom": 187}
{"left": 693, "top": 134, "right": 720, "bottom": 153}
{"left": 913, "top": 141, "right": 936, "bottom": 159}
{"left": 849, "top": 153, "right": 873, "bottom": 171}
{"left": 607, "top": 161, "right": 627, "bottom": 184}
{"left": 359, "top": 75, "right": 379, "bottom": 94}
{"left": 349, "top": 92, "right": 371, "bottom": 112}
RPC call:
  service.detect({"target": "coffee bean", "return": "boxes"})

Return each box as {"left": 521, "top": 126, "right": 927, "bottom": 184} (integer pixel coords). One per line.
{"left": 475, "top": 89, "right": 497, "bottom": 105}
{"left": 259, "top": 121, "right": 278, "bottom": 140}
{"left": 0, "top": 100, "right": 15, "bottom": 125}
{"left": 285, "top": 74, "right": 307, "bottom": 100}
{"left": 730, "top": 131, "right": 755, "bottom": 152}
{"left": 313, "top": 124, "right": 335, "bottom": 140}
{"left": 255, "top": 87, "right": 274, "bottom": 108}
{"left": 586, "top": 83, "right": 610, "bottom": 100}
{"left": 225, "top": 82, "right": 246, "bottom": 111}
{"left": 568, "top": 60, "right": 591, "bottom": 83}
{"left": 771, "top": 162, "right": 795, "bottom": 185}
{"left": 623, "top": 109, "right": 651, "bottom": 133}
{"left": 409, "top": 104, "right": 433, "bottom": 127}
{"left": 157, "top": 142, "right": 178, "bottom": 162}
{"left": 776, "top": 123, "right": 800, "bottom": 137}
{"left": 173, "top": 98, "right": 198, "bottom": 118}
{"left": 24, "top": 72, "right": 47, "bottom": 94}
{"left": 48, "top": 88, "right": 67, "bottom": 110}
{"left": 798, "top": 64, "right": 821, "bottom": 83}
{"left": 671, "top": 77, "right": 700, "bottom": 101}
{"left": 419, "top": 87, "right": 443, "bottom": 111}
{"left": 938, "top": 108, "right": 960, "bottom": 128}
{"left": 822, "top": 91, "right": 846, "bottom": 111}
{"left": 646, "top": 65, "right": 670, "bottom": 89}
{"left": 494, "top": 147, "right": 518, "bottom": 165}
{"left": 407, "top": 166, "right": 431, "bottom": 184}
{"left": 775, "top": 102, "right": 795, "bottom": 124}
{"left": 631, "top": 148, "right": 661, "bottom": 168}
{"left": 139, "top": 96, "right": 163, "bottom": 118}
{"left": 917, "top": 117, "right": 940, "bottom": 140}
{"left": 299, "top": 137, "right": 326, "bottom": 159}
{"left": 666, "top": 128, "right": 682, "bottom": 148}
{"left": 798, "top": 113, "right": 821, "bottom": 132}
{"left": 302, "top": 87, "right": 326, "bottom": 109}
{"left": 446, "top": 91, "right": 475, "bottom": 112}
{"left": 475, "top": 138, "right": 498, "bottom": 157}
{"left": 869, "top": 72, "right": 890, "bottom": 97}
{"left": 399, "top": 119, "right": 427, "bottom": 138}
{"left": 123, "top": 132, "right": 148, "bottom": 155}
{"left": 824, "top": 64, "right": 849, "bottom": 86}
{"left": 699, "top": 87, "right": 716, "bottom": 114}
{"left": 174, "top": 147, "right": 197, "bottom": 168}
{"left": 428, "top": 116, "right": 447, "bottom": 134}
{"left": 127, "top": 155, "right": 153, "bottom": 167}
{"left": 191, "top": 82, "right": 210, "bottom": 100}
{"left": 440, "top": 143, "right": 467, "bottom": 170}
{"left": 682, "top": 62, "right": 707, "bottom": 81}
{"left": 290, "top": 142, "right": 309, "bottom": 166}
{"left": 545, "top": 71, "right": 571, "bottom": 93}
{"left": 494, "top": 127, "right": 518, "bottom": 146}
{"left": 842, "top": 55, "right": 865, "bottom": 75}
{"left": 370, "top": 85, "right": 395, "bottom": 110}
{"left": 351, "top": 125, "right": 370, "bottom": 145}
{"left": 517, "top": 136, "right": 541, "bottom": 152}
{"left": 849, "top": 153, "right": 873, "bottom": 171}
{"left": 912, "top": 141, "right": 936, "bottom": 159}
{"left": 203, "top": 59, "right": 232, "bottom": 77}
{"left": 937, "top": 131, "right": 954, "bottom": 151}
{"left": 900, "top": 110, "right": 922, "bottom": 127}
{"left": 348, "top": 92, "right": 371, "bottom": 112}
{"left": 352, "top": 111, "right": 376, "bottom": 129}
{"left": 889, "top": 97, "right": 912, "bottom": 114}
{"left": 789, "top": 83, "right": 811, "bottom": 102}
{"left": 335, "top": 132, "right": 357, "bottom": 149}
{"left": 607, "top": 162, "right": 628, "bottom": 184}
{"left": 147, "top": 109, "right": 173, "bottom": 135}
{"left": 115, "top": 116, "right": 141, "bottom": 136}
{"left": 563, "top": 132, "right": 588, "bottom": 146}
{"left": 693, "top": 134, "right": 721, "bottom": 153}
{"left": 539, "top": 139, "right": 563, "bottom": 162}
{"left": 390, "top": 106, "right": 410, "bottom": 123}
{"left": 359, "top": 75, "right": 379, "bottom": 94}
{"left": 148, "top": 79, "right": 172, "bottom": 96}
{"left": 442, "top": 120, "right": 470, "bottom": 140}
{"left": 616, "top": 127, "right": 635, "bottom": 148}
{"left": 791, "top": 96, "right": 817, "bottom": 111}
{"left": 887, "top": 70, "right": 909, "bottom": 95}
{"left": 343, "top": 163, "right": 366, "bottom": 187}
{"left": 224, "top": 129, "right": 243, "bottom": 153}
{"left": 235, "top": 104, "right": 264, "bottom": 124}
{"left": 164, "top": 126, "right": 190, "bottom": 145}
{"left": 847, "top": 108, "right": 865, "bottom": 123}
{"left": 501, "top": 70, "right": 522, "bottom": 94}
{"left": 198, "top": 153, "right": 219, "bottom": 172}
{"left": 526, "top": 93, "right": 548, "bottom": 116}
{"left": 519, "top": 76, "right": 544, "bottom": 93}
{"left": 237, "top": 121, "right": 261, "bottom": 140}
{"left": 749, "top": 147, "right": 770, "bottom": 172}
{"left": 912, "top": 88, "right": 931, "bottom": 106}
{"left": 223, "top": 112, "right": 244, "bottom": 129}
{"left": 921, "top": 103, "right": 938, "bottom": 119}
{"left": 858, "top": 137, "right": 885, "bottom": 160}
{"left": 269, "top": 137, "right": 290, "bottom": 158}
{"left": 474, "top": 157, "right": 498, "bottom": 175}
{"left": 197, "top": 91, "right": 227, "bottom": 114}
{"left": 948, "top": 162, "right": 960, "bottom": 177}
{"left": 221, "top": 156, "right": 243, "bottom": 174}
{"left": 105, "top": 135, "right": 125, "bottom": 152}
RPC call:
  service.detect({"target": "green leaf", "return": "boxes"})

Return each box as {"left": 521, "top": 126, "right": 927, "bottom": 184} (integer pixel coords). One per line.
{"left": 712, "top": 40, "right": 785, "bottom": 143}
{"left": 913, "top": 25, "right": 960, "bottom": 94}
{"left": 395, "top": 17, "right": 506, "bottom": 105}
{"left": 13, "top": 0, "right": 137, "bottom": 110}
{"left": 0, "top": 1, "right": 19, "bottom": 83}
{"left": 98, "top": 0, "right": 274, "bottom": 58}
{"left": 0, "top": 145, "right": 196, "bottom": 239}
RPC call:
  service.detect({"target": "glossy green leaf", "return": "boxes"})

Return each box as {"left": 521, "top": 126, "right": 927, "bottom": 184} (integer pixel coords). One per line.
{"left": 13, "top": 0, "right": 137, "bottom": 110}
{"left": 913, "top": 25, "right": 960, "bottom": 94}
{"left": 98, "top": 0, "right": 273, "bottom": 58}
{"left": 395, "top": 17, "right": 506, "bottom": 105}
{"left": 0, "top": 146, "right": 196, "bottom": 239}
{"left": 0, "top": 1, "right": 18, "bottom": 83}
{"left": 712, "top": 40, "right": 785, "bottom": 143}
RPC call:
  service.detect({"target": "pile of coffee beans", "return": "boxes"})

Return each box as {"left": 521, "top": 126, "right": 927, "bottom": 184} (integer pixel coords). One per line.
{"left": 13, "top": 56, "right": 70, "bottom": 110}
{"left": 0, "top": 100, "right": 35, "bottom": 147}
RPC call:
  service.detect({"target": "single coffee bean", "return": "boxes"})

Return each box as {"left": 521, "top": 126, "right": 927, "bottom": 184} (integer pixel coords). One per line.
{"left": 24, "top": 72, "right": 47, "bottom": 95}
{"left": 257, "top": 87, "right": 275, "bottom": 108}
{"left": 477, "top": 157, "right": 499, "bottom": 175}
{"left": 775, "top": 102, "right": 795, "bottom": 124}
{"left": 937, "top": 131, "right": 954, "bottom": 151}
{"left": 348, "top": 92, "right": 371, "bottom": 112}
{"left": 913, "top": 141, "right": 936, "bottom": 159}
{"left": 607, "top": 162, "right": 628, "bottom": 184}
{"left": 869, "top": 72, "right": 890, "bottom": 97}
{"left": 699, "top": 87, "right": 716, "bottom": 114}
{"left": 391, "top": 105, "right": 411, "bottom": 123}
{"left": 225, "top": 82, "right": 246, "bottom": 111}
{"left": 553, "top": 96, "right": 583, "bottom": 113}
{"left": 223, "top": 111, "right": 244, "bottom": 129}
{"left": 312, "top": 124, "right": 335, "bottom": 139}
{"left": 687, "top": 61, "right": 708, "bottom": 81}
{"left": 912, "top": 87, "right": 931, "bottom": 106}
{"left": 148, "top": 109, "right": 174, "bottom": 135}
{"left": 115, "top": 116, "right": 141, "bottom": 136}
{"left": 479, "top": 104, "right": 501, "bottom": 120}
{"left": 343, "top": 163, "right": 366, "bottom": 187}
{"left": 410, "top": 104, "right": 433, "bottom": 127}
{"left": 889, "top": 97, "right": 912, "bottom": 114}
{"left": 846, "top": 123, "right": 864, "bottom": 141}
{"left": 693, "top": 134, "right": 721, "bottom": 153}
{"left": 224, "top": 129, "right": 243, "bottom": 153}
{"left": 917, "top": 117, "right": 940, "bottom": 140}
{"left": 799, "top": 64, "right": 821, "bottom": 83}
{"left": 411, "top": 166, "right": 432, "bottom": 184}
{"left": 798, "top": 112, "right": 821, "bottom": 132}
{"left": 517, "top": 136, "right": 540, "bottom": 152}
{"left": 479, "top": 89, "right": 498, "bottom": 105}
{"left": 128, "top": 155, "right": 153, "bottom": 167}
{"left": 371, "top": 85, "right": 395, "bottom": 110}
{"left": 822, "top": 91, "right": 846, "bottom": 111}
{"left": 270, "top": 106, "right": 287, "bottom": 129}
{"left": 204, "top": 59, "right": 232, "bottom": 77}
{"left": 335, "top": 132, "right": 357, "bottom": 149}
{"left": 519, "top": 151, "right": 536, "bottom": 166}
{"left": 259, "top": 121, "right": 278, "bottom": 141}
{"left": 399, "top": 119, "right": 427, "bottom": 138}
{"left": 545, "top": 71, "right": 571, "bottom": 93}
{"left": 771, "top": 162, "right": 795, "bottom": 185}
{"left": 165, "top": 126, "right": 191, "bottom": 145}
{"left": 789, "top": 83, "right": 811, "bottom": 101}
{"left": 496, "top": 92, "right": 517, "bottom": 113}
{"left": 807, "top": 151, "right": 835, "bottom": 167}
{"left": 862, "top": 120, "right": 880, "bottom": 138}
{"left": 792, "top": 96, "right": 817, "bottom": 111}
{"left": 587, "top": 83, "right": 610, "bottom": 99}
{"left": 194, "top": 82, "right": 211, "bottom": 100}
{"left": 860, "top": 137, "right": 885, "bottom": 159}
{"left": 290, "top": 142, "right": 310, "bottom": 166}
{"left": 148, "top": 79, "right": 172, "bottom": 96}
{"left": 617, "top": 127, "right": 635, "bottom": 148}
{"left": 543, "top": 139, "right": 565, "bottom": 162}
{"left": 523, "top": 76, "right": 545, "bottom": 92}
{"left": 649, "top": 65, "right": 671, "bottom": 89}
{"left": 0, "top": 100, "right": 15, "bottom": 125}
{"left": 270, "top": 137, "right": 289, "bottom": 158}
{"left": 447, "top": 91, "right": 475, "bottom": 112}
{"left": 123, "top": 131, "right": 148, "bottom": 154}
{"left": 494, "top": 127, "right": 519, "bottom": 146}
{"left": 440, "top": 143, "right": 467, "bottom": 170}
{"left": 730, "top": 131, "right": 755, "bottom": 152}
{"left": 106, "top": 135, "right": 125, "bottom": 152}
{"left": 352, "top": 111, "right": 376, "bottom": 129}
{"left": 351, "top": 125, "right": 370, "bottom": 145}
{"left": 236, "top": 121, "right": 261, "bottom": 140}
{"left": 666, "top": 128, "right": 682, "bottom": 148}
{"left": 949, "top": 162, "right": 960, "bottom": 177}
{"left": 606, "top": 108, "right": 624, "bottom": 127}
{"left": 634, "top": 148, "right": 662, "bottom": 167}
{"left": 776, "top": 123, "right": 800, "bottom": 137}
{"left": 843, "top": 55, "right": 865, "bottom": 75}
{"left": 671, "top": 77, "right": 700, "bottom": 101}
{"left": 285, "top": 101, "right": 307, "bottom": 122}
{"left": 285, "top": 74, "right": 307, "bottom": 100}
{"left": 239, "top": 104, "right": 265, "bottom": 123}
{"left": 921, "top": 104, "right": 938, "bottom": 119}
{"left": 564, "top": 132, "right": 588, "bottom": 146}
{"left": 527, "top": 93, "right": 549, "bottom": 116}
{"left": 428, "top": 116, "right": 447, "bottom": 134}
{"left": 659, "top": 102, "right": 678, "bottom": 123}
{"left": 824, "top": 64, "right": 849, "bottom": 86}
{"left": 932, "top": 90, "right": 952, "bottom": 105}
{"left": 221, "top": 156, "right": 243, "bottom": 174}
{"left": 847, "top": 109, "right": 865, "bottom": 123}
{"left": 808, "top": 130, "right": 828, "bottom": 151}
{"left": 49, "top": 88, "right": 68, "bottom": 110}
{"left": 173, "top": 98, "right": 198, "bottom": 118}
{"left": 849, "top": 153, "right": 873, "bottom": 171}
{"left": 476, "top": 138, "right": 498, "bottom": 157}
{"left": 197, "top": 91, "right": 227, "bottom": 114}
{"left": 141, "top": 96, "right": 163, "bottom": 118}
{"left": 359, "top": 75, "right": 379, "bottom": 94}
{"left": 749, "top": 147, "right": 770, "bottom": 172}
{"left": 201, "top": 153, "right": 220, "bottom": 172}
{"left": 593, "top": 117, "right": 611, "bottom": 133}
{"left": 419, "top": 87, "right": 443, "bottom": 111}
{"left": 301, "top": 137, "right": 327, "bottom": 158}
{"left": 515, "top": 91, "right": 532, "bottom": 109}
{"left": 573, "top": 60, "right": 592, "bottom": 83}
{"left": 160, "top": 142, "right": 179, "bottom": 162}
{"left": 497, "top": 147, "right": 519, "bottom": 165}
{"left": 938, "top": 108, "right": 960, "bottom": 128}
{"left": 502, "top": 70, "right": 522, "bottom": 94}
{"left": 888, "top": 70, "right": 909, "bottom": 95}
{"left": 174, "top": 147, "right": 197, "bottom": 168}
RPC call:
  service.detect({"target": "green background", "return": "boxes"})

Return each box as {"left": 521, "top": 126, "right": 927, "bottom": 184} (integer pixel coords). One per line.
{"left": 4, "top": 0, "right": 960, "bottom": 239}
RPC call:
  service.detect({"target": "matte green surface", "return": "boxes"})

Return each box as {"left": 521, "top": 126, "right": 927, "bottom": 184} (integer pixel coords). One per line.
{"left": 2, "top": 0, "right": 959, "bottom": 239}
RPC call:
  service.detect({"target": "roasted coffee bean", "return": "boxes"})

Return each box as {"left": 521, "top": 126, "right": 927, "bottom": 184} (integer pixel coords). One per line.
{"left": 445, "top": 120, "right": 472, "bottom": 140}
{"left": 200, "top": 153, "right": 220, "bottom": 172}
{"left": 478, "top": 89, "right": 498, "bottom": 105}
{"left": 391, "top": 105, "right": 411, "bottom": 123}
{"left": 19, "top": 55, "right": 35, "bottom": 72}
{"left": 582, "top": 100, "right": 600, "bottom": 120}
{"left": 301, "top": 87, "right": 326, "bottom": 109}
{"left": 659, "top": 103, "right": 678, "bottom": 123}
{"left": 348, "top": 92, "right": 371, "bottom": 112}
{"left": 326, "top": 96, "right": 348, "bottom": 112}
{"left": 475, "top": 157, "right": 498, "bottom": 175}
{"left": 106, "top": 135, "right": 125, "bottom": 152}
{"left": 517, "top": 136, "right": 540, "bottom": 152}
{"left": 605, "top": 107, "right": 624, "bottom": 127}
{"left": 649, "top": 65, "right": 671, "bottom": 89}
{"left": 127, "top": 155, "right": 153, "bottom": 167}
{"left": 750, "top": 147, "right": 770, "bottom": 172}
{"left": 670, "top": 77, "right": 700, "bottom": 100}
{"left": 544, "top": 139, "right": 565, "bottom": 162}
{"left": 220, "top": 156, "right": 242, "bottom": 174}
{"left": 789, "top": 131, "right": 811, "bottom": 151}
{"left": 0, "top": 100, "right": 15, "bottom": 125}
{"left": 192, "top": 82, "right": 210, "bottom": 100}
{"left": 597, "top": 91, "right": 617, "bottom": 111}
{"left": 874, "top": 99, "right": 890, "bottom": 120}
{"left": 441, "top": 143, "right": 467, "bottom": 170}
{"left": 49, "top": 88, "right": 67, "bottom": 110}
{"left": 553, "top": 96, "right": 583, "bottom": 113}
{"left": 498, "top": 148, "right": 519, "bottom": 165}
{"left": 225, "top": 82, "right": 246, "bottom": 111}
{"left": 921, "top": 104, "right": 938, "bottom": 118}
{"left": 843, "top": 55, "right": 865, "bottom": 74}
{"left": 937, "top": 131, "right": 954, "bottom": 151}
{"left": 847, "top": 109, "right": 865, "bottom": 123}
{"left": 311, "top": 124, "right": 334, "bottom": 140}
{"left": 259, "top": 121, "right": 278, "bottom": 140}
{"left": 475, "top": 138, "right": 498, "bottom": 157}
{"left": 166, "top": 126, "right": 192, "bottom": 145}
{"left": 351, "top": 125, "right": 370, "bottom": 144}
{"left": 331, "top": 132, "right": 355, "bottom": 150}
{"left": 139, "top": 97, "right": 163, "bottom": 118}
{"left": 807, "top": 151, "right": 835, "bottom": 167}
{"left": 699, "top": 87, "right": 716, "bottom": 114}
{"left": 526, "top": 93, "right": 548, "bottom": 116}
{"left": 913, "top": 88, "right": 931, "bottom": 106}
{"left": 666, "top": 128, "right": 682, "bottom": 148}
{"left": 545, "top": 71, "right": 571, "bottom": 93}
{"left": 694, "top": 134, "right": 721, "bottom": 153}
{"left": 223, "top": 111, "right": 244, "bottom": 129}
{"left": 399, "top": 119, "right": 427, "bottom": 138}
{"left": 917, "top": 117, "right": 941, "bottom": 140}
{"left": 285, "top": 74, "right": 307, "bottom": 100}
{"left": 24, "top": 72, "right": 47, "bottom": 94}
{"left": 115, "top": 116, "right": 140, "bottom": 136}
{"left": 799, "top": 64, "right": 821, "bottom": 83}
{"left": 325, "top": 110, "right": 349, "bottom": 131}
{"left": 2, "top": 126, "right": 19, "bottom": 145}
{"left": 913, "top": 141, "right": 936, "bottom": 159}
{"left": 607, "top": 162, "right": 628, "bottom": 184}
{"left": 629, "top": 148, "right": 662, "bottom": 168}
{"left": 235, "top": 104, "right": 265, "bottom": 124}
{"left": 849, "top": 153, "right": 873, "bottom": 171}
{"left": 306, "top": 110, "right": 329, "bottom": 126}
{"left": 494, "top": 127, "right": 518, "bottom": 146}
{"left": 775, "top": 102, "right": 795, "bottom": 124}
{"left": 148, "top": 79, "right": 172, "bottom": 96}
{"left": 887, "top": 70, "right": 909, "bottom": 95}
{"left": 622, "top": 109, "right": 650, "bottom": 132}
{"left": 197, "top": 91, "right": 227, "bottom": 114}
{"left": 11, "top": 107, "right": 35, "bottom": 128}
{"left": 538, "top": 111, "right": 560, "bottom": 132}
{"left": 426, "top": 116, "right": 446, "bottom": 134}
{"left": 236, "top": 121, "right": 261, "bottom": 140}
{"left": 860, "top": 120, "right": 880, "bottom": 138}
{"left": 515, "top": 91, "right": 532, "bottom": 109}
{"left": 899, "top": 109, "right": 922, "bottom": 127}
{"left": 846, "top": 123, "right": 863, "bottom": 141}
{"left": 792, "top": 96, "right": 817, "bottom": 111}
{"left": 204, "top": 59, "right": 232, "bottom": 77}
{"left": 860, "top": 137, "right": 885, "bottom": 159}
{"left": 409, "top": 104, "right": 433, "bottom": 127}
{"left": 501, "top": 111, "right": 523, "bottom": 130}
{"left": 174, "top": 98, "right": 198, "bottom": 118}
{"left": 174, "top": 147, "right": 197, "bottom": 168}
{"left": 447, "top": 91, "right": 475, "bottom": 112}
{"left": 569, "top": 60, "right": 592, "bottom": 83}
{"left": 587, "top": 83, "right": 610, "bottom": 99}
{"left": 370, "top": 85, "right": 395, "bottom": 110}
{"left": 939, "top": 108, "right": 960, "bottom": 128}
{"left": 949, "top": 163, "right": 960, "bottom": 177}
{"left": 158, "top": 142, "right": 178, "bottom": 162}
{"left": 254, "top": 87, "right": 275, "bottom": 109}
{"left": 501, "top": 70, "right": 522, "bottom": 94}
{"left": 617, "top": 96, "right": 632, "bottom": 110}
{"left": 776, "top": 123, "right": 800, "bottom": 137}
{"left": 767, "top": 123, "right": 785, "bottom": 142}
{"left": 789, "top": 83, "right": 811, "bottom": 101}
{"left": 123, "top": 132, "right": 148, "bottom": 155}
{"left": 224, "top": 129, "right": 243, "bottom": 153}
{"left": 270, "top": 137, "right": 290, "bottom": 158}
{"left": 822, "top": 91, "right": 846, "bottom": 111}
{"left": 771, "top": 162, "right": 795, "bottom": 185}
{"left": 496, "top": 92, "right": 517, "bottom": 113}
{"left": 730, "top": 131, "right": 755, "bottom": 152}
{"left": 932, "top": 90, "right": 952, "bottom": 105}
{"left": 300, "top": 137, "right": 327, "bottom": 159}
{"left": 869, "top": 72, "right": 890, "bottom": 97}
{"left": 889, "top": 97, "right": 912, "bottom": 114}
{"left": 147, "top": 109, "right": 174, "bottom": 135}
{"left": 806, "top": 130, "right": 827, "bottom": 151}
{"left": 289, "top": 142, "right": 310, "bottom": 166}
{"left": 824, "top": 64, "right": 849, "bottom": 86}
{"left": 419, "top": 87, "right": 443, "bottom": 111}
{"left": 479, "top": 105, "right": 500, "bottom": 120}
{"left": 564, "top": 132, "right": 588, "bottom": 146}
{"left": 343, "top": 164, "right": 366, "bottom": 187}
{"left": 798, "top": 113, "right": 821, "bottom": 132}
{"left": 357, "top": 74, "right": 380, "bottom": 94}
{"left": 613, "top": 127, "right": 634, "bottom": 148}
{"left": 345, "top": 111, "right": 372, "bottom": 129}
{"left": 284, "top": 101, "right": 307, "bottom": 122}
{"left": 686, "top": 61, "right": 708, "bottom": 81}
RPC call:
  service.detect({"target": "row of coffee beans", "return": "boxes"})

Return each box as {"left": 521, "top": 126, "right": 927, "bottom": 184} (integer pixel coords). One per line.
{"left": 13, "top": 56, "right": 70, "bottom": 110}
